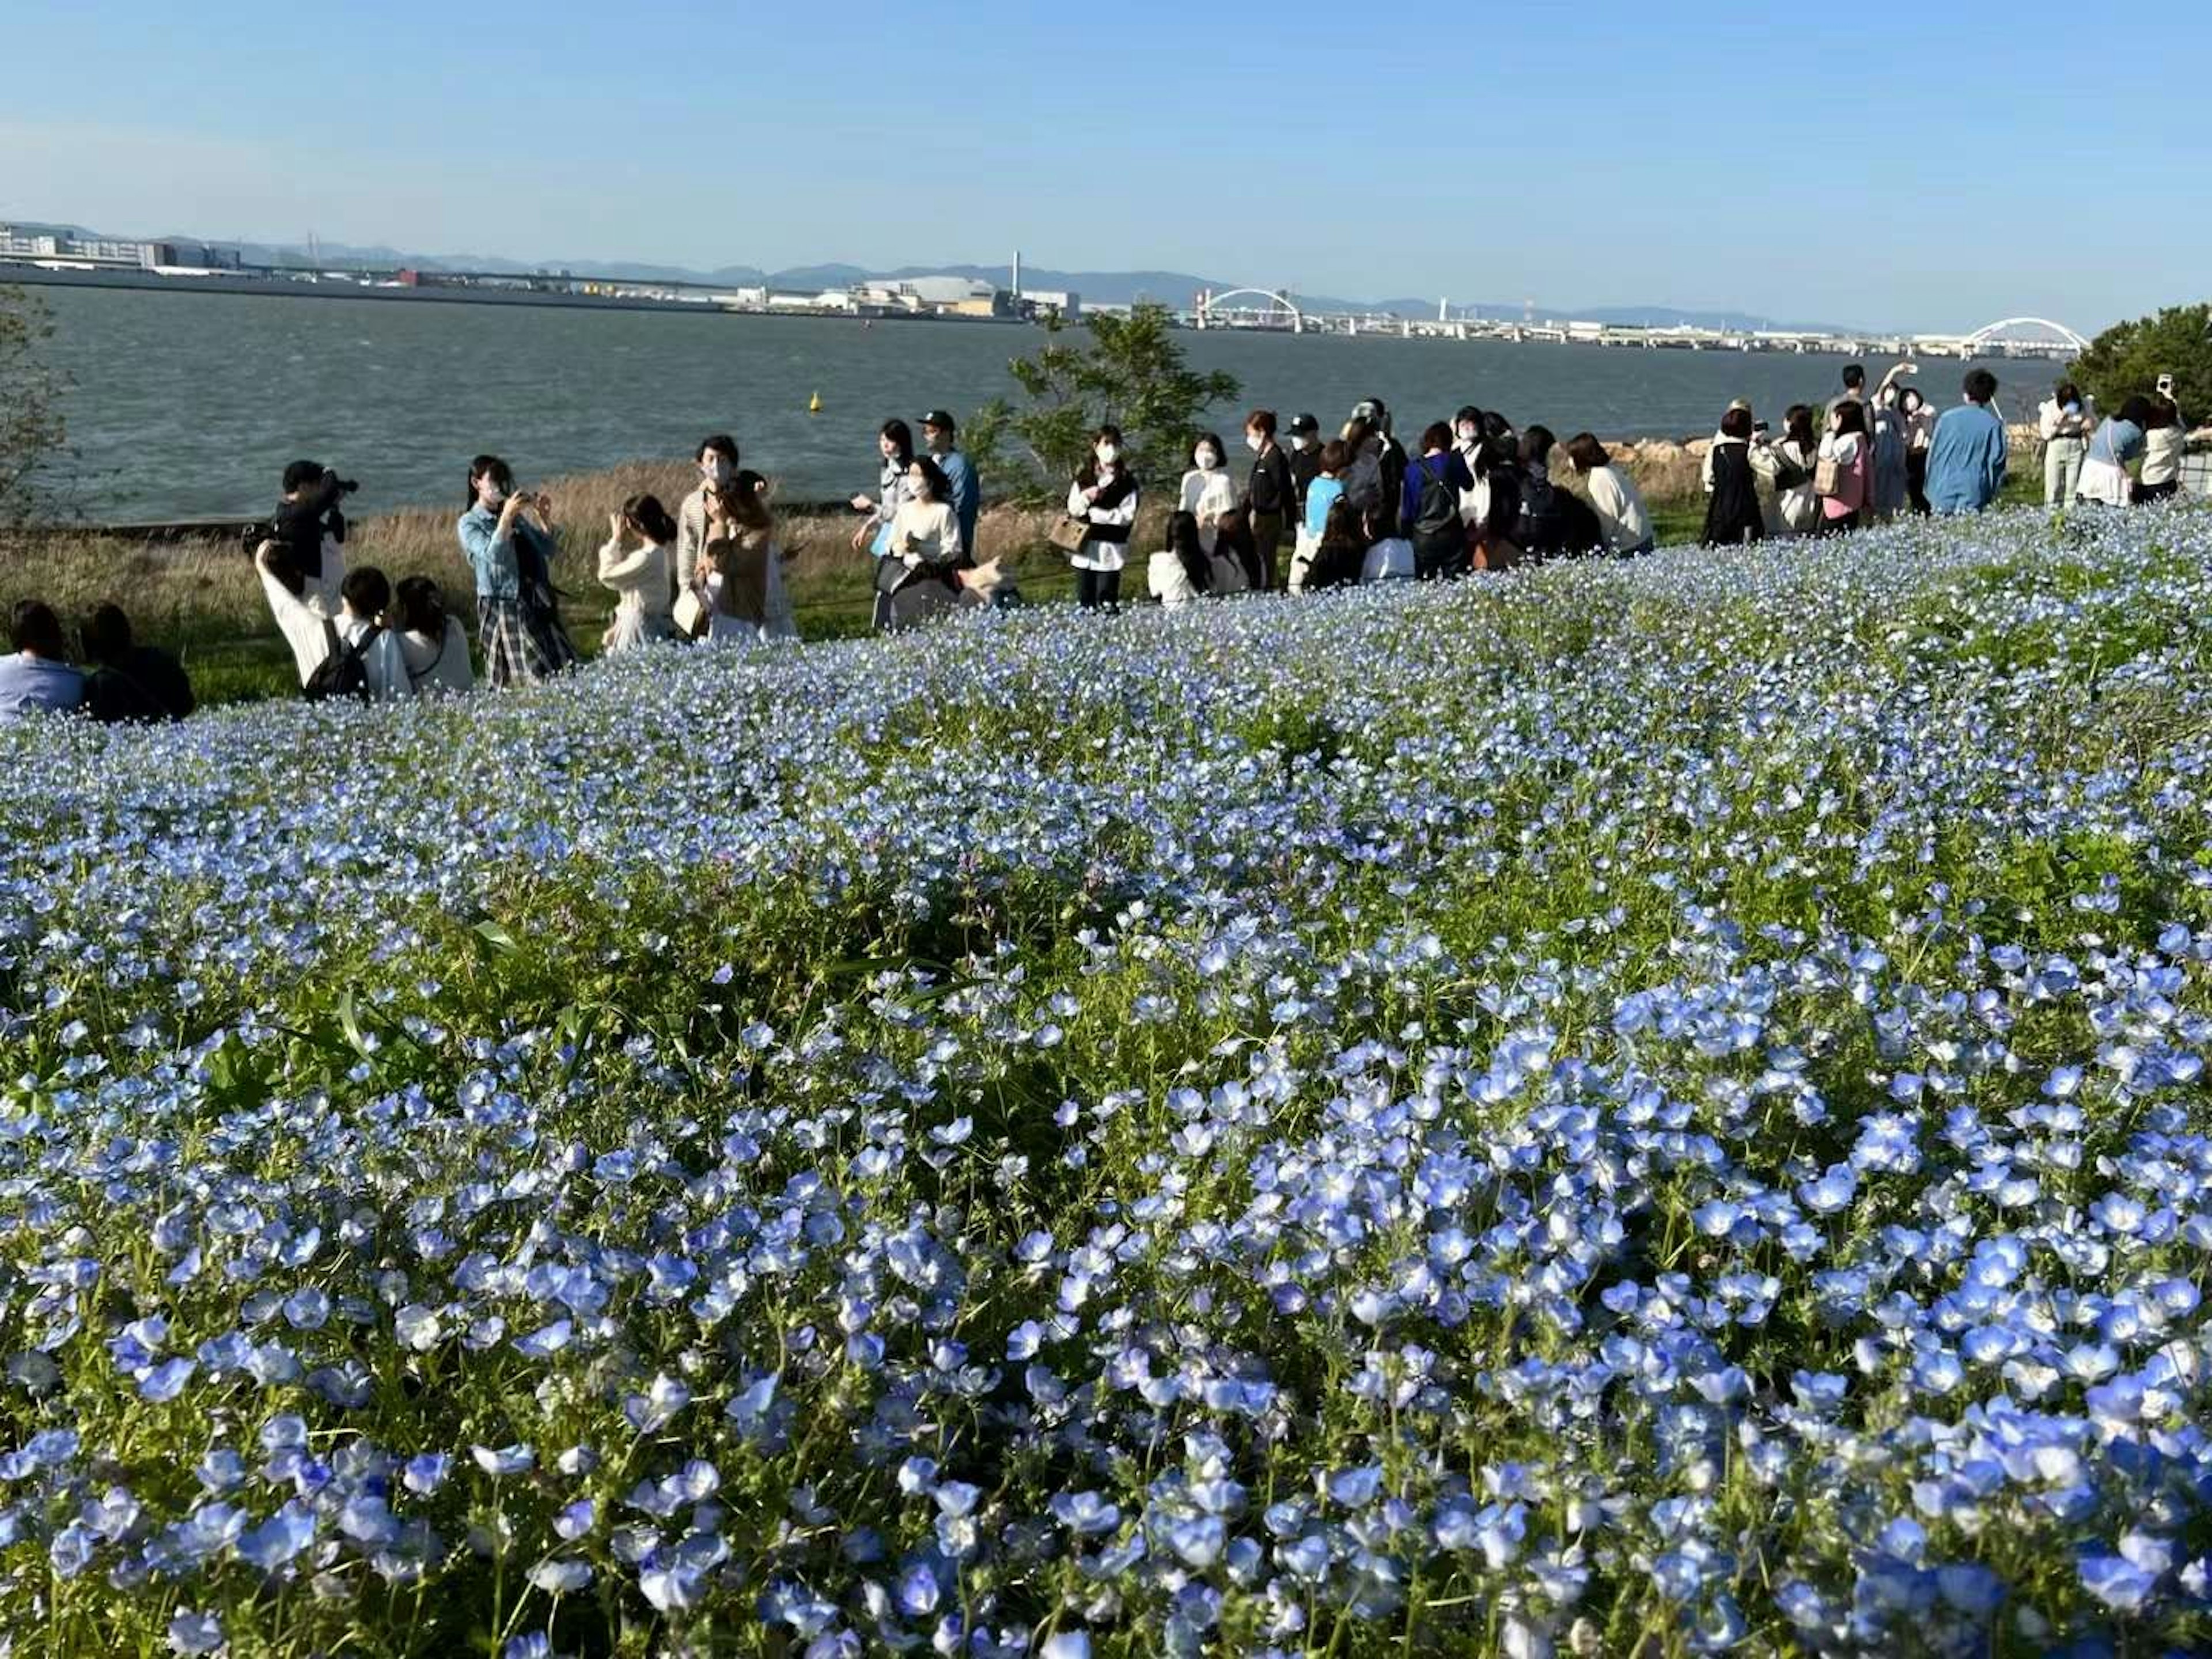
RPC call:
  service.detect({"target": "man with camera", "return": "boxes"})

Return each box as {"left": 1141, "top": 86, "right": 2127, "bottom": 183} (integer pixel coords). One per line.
{"left": 255, "top": 460, "right": 359, "bottom": 618}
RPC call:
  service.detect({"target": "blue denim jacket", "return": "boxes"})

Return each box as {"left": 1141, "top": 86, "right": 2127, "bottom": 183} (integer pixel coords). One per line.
{"left": 457, "top": 506, "right": 558, "bottom": 603}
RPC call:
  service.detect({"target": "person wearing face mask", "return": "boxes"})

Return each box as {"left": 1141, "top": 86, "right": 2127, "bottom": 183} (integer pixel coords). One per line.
{"left": 677, "top": 434, "right": 743, "bottom": 606}
{"left": 851, "top": 419, "right": 919, "bottom": 628}
{"left": 459, "top": 454, "right": 578, "bottom": 687}
{"left": 921, "top": 410, "right": 980, "bottom": 565}
{"left": 1284, "top": 413, "right": 1323, "bottom": 516}
{"left": 1068, "top": 426, "right": 1139, "bottom": 612}
{"left": 1243, "top": 410, "right": 1294, "bottom": 590}
{"left": 1179, "top": 432, "right": 1240, "bottom": 555}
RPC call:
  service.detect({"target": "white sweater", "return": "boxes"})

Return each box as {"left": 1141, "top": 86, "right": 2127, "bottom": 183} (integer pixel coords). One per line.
{"left": 1585, "top": 465, "right": 1654, "bottom": 552}
{"left": 597, "top": 537, "right": 676, "bottom": 634}
{"left": 259, "top": 556, "right": 335, "bottom": 687}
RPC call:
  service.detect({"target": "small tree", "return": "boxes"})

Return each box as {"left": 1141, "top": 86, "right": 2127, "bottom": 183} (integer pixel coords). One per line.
{"left": 997, "top": 304, "right": 1240, "bottom": 491}
{"left": 2069, "top": 302, "right": 2212, "bottom": 420}
{"left": 0, "top": 285, "right": 69, "bottom": 526}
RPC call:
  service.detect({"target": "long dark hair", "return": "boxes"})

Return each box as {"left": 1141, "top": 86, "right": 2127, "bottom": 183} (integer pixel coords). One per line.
{"left": 879, "top": 419, "right": 915, "bottom": 468}
{"left": 730, "top": 469, "right": 775, "bottom": 536}
{"left": 1784, "top": 404, "right": 1816, "bottom": 449}
{"left": 1166, "top": 510, "right": 1210, "bottom": 592}
{"left": 467, "top": 454, "right": 513, "bottom": 509}
{"left": 622, "top": 492, "right": 679, "bottom": 546}
{"left": 395, "top": 575, "right": 449, "bottom": 639}
{"left": 1832, "top": 401, "right": 1868, "bottom": 438}
{"left": 1077, "top": 425, "right": 1127, "bottom": 488}
{"left": 908, "top": 457, "right": 952, "bottom": 504}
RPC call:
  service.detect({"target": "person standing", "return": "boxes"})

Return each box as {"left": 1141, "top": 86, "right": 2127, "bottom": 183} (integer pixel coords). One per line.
{"left": 256, "top": 537, "right": 337, "bottom": 688}
{"left": 1868, "top": 387, "right": 1910, "bottom": 522}
{"left": 0, "top": 601, "right": 85, "bottom": 718}
{"left": 851, "top": 419, "right": 918, "bottom": 628}
{"left": 2075, "top": 396, "right": 2152, "bottom": 507}
{"left": 1401, "top": 423, "right": 1477, "bottom": 578}
{"left": 922, "top": 411, "right": 980, "bottom": 566}
{"left": 1900, "top": 387, "right": 1936, "bottom": 514}
{"left": 597, "top": 493, "right": 679, "bottom": 653}
{"left": 1351, "top": 397, "right": 1407, "bottom": 534}
{"left": 1815, "top": 402, "right": 1871, "bottom": 534}
{"left": 459, "top": 455, "right": 579, "bottom": 687}
{"left": 1771, "top": 405, "right": 1821, "bottom": 536}
{"left": 1562, "top": 434, "right": 1655, "bottom": 556}
{"left": 1178, "top": 433, "right": 1240, "bottom": 553}
{"left": 2138, "top": 397, "right": 2185, "bottom": 502}
{"left": 1285, "top": 413, "right": 1323, "bottom": 518}
{"left": 1925, "top": 370, "right": 2009, "bottom": 514}
{"left": 2036, "top": 382, "right": 2092, "bottom": 506}
{"left": 1067, "top": 426, "right": 1139, "bottom": 612}
{"left": 80, "top": 604, "right": 194, "bottom": 722}
{"left": 1701, "top": 407, "right": 1766, "bottom": 547}
{"left": 1244, "top": 410, "right": 1294, "bottom": 590}
{"left": 677, "top": 434, "right": 743, "bottom": 603}
{"left": 1827, "top": 363, "right": 1868, "bottom": 418}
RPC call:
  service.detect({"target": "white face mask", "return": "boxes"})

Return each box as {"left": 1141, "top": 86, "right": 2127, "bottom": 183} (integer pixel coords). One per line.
{"left": 1456, "top": 425, "right": 1477, "bottom": 445}
{"left": 1289, "top": 435, "right": 1310, "bottom": 452}
{"left": 1096, "top": 445, "right": 1118, "bottom": 466}
{"left": 1194, "top": 449, "right": 1219, "bottom": 471}
{"left": 1244, "top": 432, "right": 1263, "bottom": 453}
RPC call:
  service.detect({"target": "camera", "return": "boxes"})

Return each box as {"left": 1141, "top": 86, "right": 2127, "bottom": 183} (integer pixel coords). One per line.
{"left": 241, "top": 465, "right": 358, "bottom": 563}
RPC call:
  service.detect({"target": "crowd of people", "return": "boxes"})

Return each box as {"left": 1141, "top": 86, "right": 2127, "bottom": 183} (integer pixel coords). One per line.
{"left": 2, "top": 369, "right": 2200, "bottom": 721}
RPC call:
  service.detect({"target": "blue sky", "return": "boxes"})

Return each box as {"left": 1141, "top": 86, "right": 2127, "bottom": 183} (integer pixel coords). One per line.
{"left": 3, "top": 0, "right": 2205, "bottom": 333}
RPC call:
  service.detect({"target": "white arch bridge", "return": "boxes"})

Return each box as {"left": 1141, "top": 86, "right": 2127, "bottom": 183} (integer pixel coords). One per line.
{"left": 1194, "top": 287, "right": 1304, "bottom": 332}
{"left": 1960, "top": 317, "right": 2092, "bottom": 354}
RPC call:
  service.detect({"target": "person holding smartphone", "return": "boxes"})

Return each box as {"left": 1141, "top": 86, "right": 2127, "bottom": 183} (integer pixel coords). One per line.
{"left": 459, "top": 454, "right": 578, "bottom": 687}
{"left": 2037, "top": 379, "right": 2093, "bottom": 505}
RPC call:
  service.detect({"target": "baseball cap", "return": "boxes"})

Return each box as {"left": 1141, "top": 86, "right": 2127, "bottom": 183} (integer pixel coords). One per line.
{"left": 1288, "top": 412, "right": 1320, "bottom": 436}
{"left": 921, "top": 408, "right": 957, "bottom": 431}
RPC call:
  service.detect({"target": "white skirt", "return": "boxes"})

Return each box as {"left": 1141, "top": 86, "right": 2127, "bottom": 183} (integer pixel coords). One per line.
{"left": 2075, "top": 456, "right": 2131, "bottom": 507}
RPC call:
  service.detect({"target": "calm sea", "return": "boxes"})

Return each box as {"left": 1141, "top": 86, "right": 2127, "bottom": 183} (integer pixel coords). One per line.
{"left": 31, "top": 285, "right": 2043, "bottom": 520}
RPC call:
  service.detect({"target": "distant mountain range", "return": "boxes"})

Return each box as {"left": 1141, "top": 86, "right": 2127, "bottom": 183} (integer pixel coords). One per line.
{"left": 20, "top": 221, "right": 1858, "bottom": 332}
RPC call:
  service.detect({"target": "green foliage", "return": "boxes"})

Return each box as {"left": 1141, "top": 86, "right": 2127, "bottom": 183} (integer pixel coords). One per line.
{"left": 0, "top": 285, "right": 71, "bottom": 525}
{"left": 1001, "top": 304, "right": 1241, "bottom": 488}
{"left": 2069, "top": 301, "right": 2212, "bottom": 418}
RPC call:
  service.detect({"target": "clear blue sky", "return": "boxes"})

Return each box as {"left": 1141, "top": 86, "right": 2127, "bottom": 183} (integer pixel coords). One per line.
{"left": 3, "top": 0, "right": 2205, "bottom": 333}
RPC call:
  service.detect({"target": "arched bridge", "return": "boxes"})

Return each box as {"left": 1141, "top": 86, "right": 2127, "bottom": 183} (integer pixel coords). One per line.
{"left": 1194, "top": 287, "right": 1304, "bottom": 332}
{"left": 1963, "top": 316, "right": 2091, "bottom": 353}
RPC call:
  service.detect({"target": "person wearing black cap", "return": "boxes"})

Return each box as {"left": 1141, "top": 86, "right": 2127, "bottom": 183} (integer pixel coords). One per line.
{"left": 1286, "top": 413, "right": 1323, "bottom": 518}
{"left": 1243, "top": 410, "right": 1294, "bottom": 591}
{"left": 922, "top": 410, "right": 979, "bottom": 567}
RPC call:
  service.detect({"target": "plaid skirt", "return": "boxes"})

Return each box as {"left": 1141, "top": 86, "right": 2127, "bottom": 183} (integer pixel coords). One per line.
{"left": 478, "top": 596, "right": 578, "bottom": 688}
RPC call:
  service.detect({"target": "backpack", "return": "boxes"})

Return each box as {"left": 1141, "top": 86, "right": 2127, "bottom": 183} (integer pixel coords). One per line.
{"left": 1514, "top": 466, "right": 1563, "bottom": 554}
{"left": 304, "top": 621, "right": 381, "bottom": 703}
{"left": 1411, "top": 456, "right": 1460, "bottom": 540}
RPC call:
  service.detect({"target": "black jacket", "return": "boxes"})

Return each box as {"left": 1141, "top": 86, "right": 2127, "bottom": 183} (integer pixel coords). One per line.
{"left": 86, "top": 647, "right": 195, "bottom": 724}
{"left": 1248, "top": 442, "right": 1294, "bottom": 518}
{"left": 1702, "top": 442, "right": 1766, "bottom": 547}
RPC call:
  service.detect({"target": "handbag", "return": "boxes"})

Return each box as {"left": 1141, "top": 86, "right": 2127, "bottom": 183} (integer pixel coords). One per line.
{"left": 1048, "top": 515, "right": 1091, "bottom": 555}
{"left": 672, "top": 589, "right": 707, "bottom": 639}
{"left": 1812, "top": 453, "right": 1844, "bottom": 497}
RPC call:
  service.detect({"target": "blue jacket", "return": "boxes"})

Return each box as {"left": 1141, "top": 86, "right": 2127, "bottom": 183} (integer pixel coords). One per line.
{"left": 1304, "top": 476, "right": 1345, "bottom": 540}
{"left": 1926, "top": 403, "right": 2008, "bottom": 514}
{"left": 459, "top": 506, "right": 559, "bottom": 602}
{"left": 1400, "top": 450, "right": 1475, "bottom": 529}
{"left": 937, "top": 448, "right": 980, "bottom": 560}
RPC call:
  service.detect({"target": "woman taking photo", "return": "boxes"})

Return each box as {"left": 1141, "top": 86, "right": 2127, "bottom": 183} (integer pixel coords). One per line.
{"left": 597, "top": 493, "right": 679, "bottom": 653}
{"left": 458, "top": 455, "right": 577, "bottom": 687}
{"left": 1067, "top": 426, "right": 1139, "bottom": 612}
{"left": 1773, "top": 405, "right": 1821, "bottom": 536}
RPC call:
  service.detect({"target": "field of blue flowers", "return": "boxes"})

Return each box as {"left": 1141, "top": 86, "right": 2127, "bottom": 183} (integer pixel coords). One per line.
{"left": 4, "top": 504, "right": 2212, "bottom": 1658}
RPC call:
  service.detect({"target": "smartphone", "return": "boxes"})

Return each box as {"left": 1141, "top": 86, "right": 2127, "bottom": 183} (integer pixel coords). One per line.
{"left": 2157, "top": 374, "right": 2176, "bottom": 396}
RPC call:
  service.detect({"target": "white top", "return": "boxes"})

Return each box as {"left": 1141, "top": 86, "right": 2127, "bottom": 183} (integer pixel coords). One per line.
{"left": 1818, "top": 432, "right": 1865, "bottom": 465}
{"left": 338, "top": 612, "right": 410, "bottom": 702}
{"left": 2142, "top": 426, "right": 2185, "bottom": 486}
{"left": 703, "top": 573, "right": 765, "bottom": 645}
{"left": 887, "top": 499, "right": 962, "bottom": 566}
{"left": 2039, "top": 397, "right": 2093, "bottom": 444}
{"left": 1067, "top": 474, "right": 1138, "bottom": 573}
{"left": 397, "top": 619, "right": 474, "bottom": 695}
{"left": 1178, "top": 467, "right": 1240, "bottom": 539}
{"left": 1585, "top": 465, "right": 1654, "bottom": 552}
{"left": 302, "top": 537, "right": 346, "bottom": 620}
{"left": 597, "top": 537, "right": 676, "bottom": 633}
{"left": 1146, "top": 550, "right": 1202, "bottom": 608}
{"left": 259, "top": 555, "right": 335, "bottom": 687}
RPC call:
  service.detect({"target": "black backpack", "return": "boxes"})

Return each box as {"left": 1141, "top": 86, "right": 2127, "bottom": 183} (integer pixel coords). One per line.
{"left": 1411, "top": 456, "right": 1460, "bottom": 540}
{"left": 304, "top": 621, "right": 382, "bottom": 703}
{"left": 1515, "top": 467, "right": 1564, "bottom": 554}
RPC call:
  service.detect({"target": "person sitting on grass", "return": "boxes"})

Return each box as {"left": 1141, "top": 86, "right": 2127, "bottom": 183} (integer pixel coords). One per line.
{"left": 391, "top": 575, "right": 475, "bottom": 697}
{"left": 0, "top": 600, "right": 85, "bottom": 719}
{"left": 338, "top": 566, "right": 409, "bottom": 701}
{"left": 81, "top": 603, "right": 194, "bottom": 723}
{"left": 1561, "top": 434, "right": 1655, "bottom": 557}
{"left": 1304, "top": 498, "right": 1368, "bottom": 592}
{"left": 1147, "top": 510, "right": 1210, "bottom": 609}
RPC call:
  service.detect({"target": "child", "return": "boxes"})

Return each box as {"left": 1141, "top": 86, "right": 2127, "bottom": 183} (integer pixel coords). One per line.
{"left": 1305, "top": 498, "right": 1367, "bottom": 592}
{"left": 1290, "top": 440, "right": 1349, "bottom": 592}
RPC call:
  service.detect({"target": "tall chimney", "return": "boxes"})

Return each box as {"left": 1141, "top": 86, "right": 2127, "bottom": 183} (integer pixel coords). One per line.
{"left": 1012, "top": 250, "right": 1022, "bottom": 300}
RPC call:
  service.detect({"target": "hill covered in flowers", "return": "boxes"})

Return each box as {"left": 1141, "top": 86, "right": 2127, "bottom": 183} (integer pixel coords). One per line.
{"left": 4, "top": 507, "right": 2212, "bottom": 1657}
